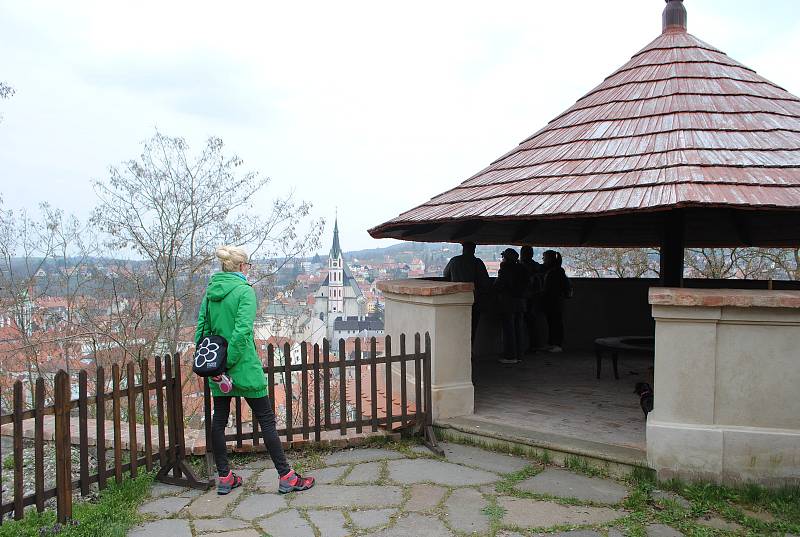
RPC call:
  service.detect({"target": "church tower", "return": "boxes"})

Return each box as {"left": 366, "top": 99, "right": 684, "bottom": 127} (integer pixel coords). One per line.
{"left": 327, "top": 218, "right": 344, "bottom": 326}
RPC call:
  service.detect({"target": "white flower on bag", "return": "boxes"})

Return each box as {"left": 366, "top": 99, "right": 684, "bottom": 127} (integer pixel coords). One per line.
{"left": 194, "top": 337, "right": 220, "bottom": 369}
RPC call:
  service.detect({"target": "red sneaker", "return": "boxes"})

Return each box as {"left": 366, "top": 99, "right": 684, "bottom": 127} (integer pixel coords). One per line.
{"left": 217, "top": 470, "right": 243, "bottom": 495}
{"left": 278, "top": 470, "right": 315, "bottom": 493}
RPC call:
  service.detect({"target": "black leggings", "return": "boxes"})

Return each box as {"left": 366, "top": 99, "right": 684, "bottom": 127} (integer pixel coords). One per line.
{"left": 211, "top": 395, "right": 290, "bottom": 477}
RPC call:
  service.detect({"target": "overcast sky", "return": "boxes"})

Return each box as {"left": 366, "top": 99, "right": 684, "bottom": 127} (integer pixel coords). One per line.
{"left": 1, "top": 0, "right": 799, "bottom": 253}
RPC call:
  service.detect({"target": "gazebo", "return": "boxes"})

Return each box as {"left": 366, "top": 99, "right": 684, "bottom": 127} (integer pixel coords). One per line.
{"left": 371, "top": 0, "right": 800, "bottom": 485}
{"left": 370, "top": 0, "right": 800, "bottom": 287}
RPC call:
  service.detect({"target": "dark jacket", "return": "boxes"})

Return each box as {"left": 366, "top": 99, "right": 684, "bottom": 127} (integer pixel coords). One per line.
{"left": 443, "top": 254, "right": 491, "bottom": 292}
{"left": 542, "top": 266, "right": 570, "bottom": 305}
{"left": 494, "top": 260, "right": 528, "bottom": 313}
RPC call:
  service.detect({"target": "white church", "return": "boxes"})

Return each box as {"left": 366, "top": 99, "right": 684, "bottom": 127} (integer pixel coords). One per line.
{"left": 312, "top": 219, "right": 368, "bottom": 341}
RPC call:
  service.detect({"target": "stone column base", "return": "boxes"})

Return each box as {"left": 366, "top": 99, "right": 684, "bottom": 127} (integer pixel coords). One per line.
{"left": 431, "top": 382, "right": 475, "bottom": 421}
{"left": 647, "top": 419, "right": 800, "bottom": 487}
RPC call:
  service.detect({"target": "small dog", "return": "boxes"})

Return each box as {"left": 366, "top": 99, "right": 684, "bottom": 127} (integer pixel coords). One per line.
{"left": 634, "top": 382, "right": 654, "bottom": 418}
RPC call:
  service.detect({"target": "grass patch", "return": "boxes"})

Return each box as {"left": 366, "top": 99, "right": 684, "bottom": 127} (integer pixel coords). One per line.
{"left": 0, "top": 472, "right": 154, "bottom": 537}
{"left": 563, "top": 455, "right": 608, "bottom": 478}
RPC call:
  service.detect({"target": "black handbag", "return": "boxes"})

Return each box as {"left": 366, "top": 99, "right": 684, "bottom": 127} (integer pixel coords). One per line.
{"left": 192, "top": 299, "right": 228, "bottom": 377}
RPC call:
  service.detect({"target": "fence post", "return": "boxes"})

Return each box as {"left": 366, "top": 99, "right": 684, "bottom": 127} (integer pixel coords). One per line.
{"left": 12, "top": 381, "right": 23, "bottom": 521}
{"left": 54, "top": 370, "right": 73, "bottom": 523}
{"left": 156, "top": 354, "right": 209, "bottom": 490}
{"left": 34, "top": 377, "right": 46, "bottom": 512}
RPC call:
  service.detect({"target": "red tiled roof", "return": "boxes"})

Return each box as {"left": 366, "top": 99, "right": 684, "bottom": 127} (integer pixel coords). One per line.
{"left": 370, "top": 11, "right": 800, "bottom": 247}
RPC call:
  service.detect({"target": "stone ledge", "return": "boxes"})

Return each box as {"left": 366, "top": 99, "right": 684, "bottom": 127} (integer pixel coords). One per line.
{"left": 649, "top": 287, "right": 800, "bottom": 309}
{"left": 377, "top": 278, "right": 474, "bottom": 296}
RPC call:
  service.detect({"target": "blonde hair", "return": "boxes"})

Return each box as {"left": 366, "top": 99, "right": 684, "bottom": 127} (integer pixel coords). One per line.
{"left": 216, "top": 245, "right": 249, "bottom": 272}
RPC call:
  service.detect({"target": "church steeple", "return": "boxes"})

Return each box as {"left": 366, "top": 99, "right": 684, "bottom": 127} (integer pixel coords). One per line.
{"left": 330, "top": 217, "right": 342, "bottom": 258}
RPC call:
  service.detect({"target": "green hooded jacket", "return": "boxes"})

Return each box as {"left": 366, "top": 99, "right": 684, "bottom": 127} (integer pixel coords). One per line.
{"left": 195, "top": 272, "right": 267, "bottom": 398}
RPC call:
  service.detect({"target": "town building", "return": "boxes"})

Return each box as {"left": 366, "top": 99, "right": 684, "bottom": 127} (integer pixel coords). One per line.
{"left": 312, "top": 219, "right": 367, "bottom": 341}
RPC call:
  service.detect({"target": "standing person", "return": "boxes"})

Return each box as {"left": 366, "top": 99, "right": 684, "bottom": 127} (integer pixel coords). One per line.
{"left": 520, "top": 246, "right": 543, "bottom": 355}
{"left": 495, "top": 248, "right": 528, "bottom": 364}
{"left": 443, "top": 242, "right": 490, "bottom": 345}
{"left": 196, "top": 246, "right": 315, "bottom": 495}
{"left": 540, "top": 250, "right": 570, "bottom": 353}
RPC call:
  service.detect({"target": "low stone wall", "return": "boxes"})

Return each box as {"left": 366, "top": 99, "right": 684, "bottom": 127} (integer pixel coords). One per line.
{"left": 647, "top": 287, "right": 800, "bottom": 487}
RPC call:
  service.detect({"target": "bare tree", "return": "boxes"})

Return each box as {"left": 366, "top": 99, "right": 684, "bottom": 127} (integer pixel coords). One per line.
{"left": 92, "top": 130, "right": 324, "bottom": 359}
{"left": 563, "top": 247, "right": 659, "bottom": 278}
{"left": 684, "top": 248, "right": 782, "bottom": 280}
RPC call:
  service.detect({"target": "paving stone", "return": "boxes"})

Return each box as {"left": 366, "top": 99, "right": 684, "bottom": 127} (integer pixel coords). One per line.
{"left": 440, "top": 442, "right": 530, "bottom": 474}
{"left": 539, "top": 530, "right": 603, "bottom": 537}
{"left": 232, "top": 493, "right": 287, "bottom": 520}
{"left": 743, "top": 508, "right": 776, "bottom": 523}
{"left": 255, "top": 470, "right": 280, "bottom": 493}
{"left": 242, "top": 458, "right": 276, "bottom": 470}
{"left": 498, "top": 497, "right": 624, "bottom": 528}
{"left": 547, "top": 530, "right": 602, "bottom": 537}
{"left": 695, "top": 515, "right": 743, "bottom": 532}
{"left": 344, "top": 462, "right": 382, "bottom": 483}
{"left": 129, "top": 519, "right": 192, "bottom": 537}
{"left": 258, "top": 509, "right": 315, "bottom": 537}
{"left": 444, "top": 488, "right": 489, "bottom": 533}
{"left": 203, "top": 531, "right": 261, "bottom": 537}
{"left": 148, "top": 482, "right": 190, "bottom": 498}
{"left": 137, "top": 496, "right": 192, "bottom": 517}
{"left": 185, "top": 486, "right": 244, "bottom": 518}
{"left": 324, "top": 448, "right": 405, "bottom": 465}
{"left": 308, "top": 509, "right": 349, "bottom": 537}
{"left": 645, "top": 524, "right": 684, "bottom": 537}
{"left": 517, "top": 469, "right": 628, "bottom": 504}
{"left": 652, "top": 490, "right": 691, "bottom": 509}
{"left": 194, "top": 517, "right": 250, "bottom": 532}
{"left": 388, "top": 459, "right": 498, "bottom": 486}
{"left": 370, "top": 513, "right": 453, "bottom": 537}
{"left": 291, "top": 485, "right": 403, "bottom": 508}
{"left": 177, "top": 488, "right": 203, "bottom": 499}
{"left": 411, "top": 445, "right": 436, "bottom": 456}
{"left": 479, "top": 484, "right": 498, "bottom": 495}
{"left": 608, "top": 530, "right": 625, "bottom": 537}
{"left": 312, "top": 465, "right": 349, "bottom": 484}
{"left": 349, "top": 508, "right": 395, "bottom": 528}
{"left": 497, "top": 533, "right": 526, "bottom": 537}
{"left": 405, "top": 483, "right": 447, "bottom": 512}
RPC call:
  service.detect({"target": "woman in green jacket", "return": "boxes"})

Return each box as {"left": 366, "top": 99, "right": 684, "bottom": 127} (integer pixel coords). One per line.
{"left": 196, "top": 246, "right": 314, "bottom": 495}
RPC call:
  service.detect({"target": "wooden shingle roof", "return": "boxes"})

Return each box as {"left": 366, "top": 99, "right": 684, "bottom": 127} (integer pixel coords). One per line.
{"left": 370, "top": 3, "right": 800, "bottom": 247}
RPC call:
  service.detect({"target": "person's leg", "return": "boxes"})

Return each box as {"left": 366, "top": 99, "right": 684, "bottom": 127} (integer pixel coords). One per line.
{"left": 501, "top": 313, "right": 514, "bottom": 359}
{"left": 552, "top": 301, "right": 565, "bottom": 347}
{"left": 246, "top": 396, "right": 291, "bottom": 476}
{"left": 247, "top": 396, "right": 315, "bottom": 493}
{"left": 212, "top": 396, "right": 232, "bottom": 476}
{"left": 514, "top": 312, "right": 524, "bottom": 360}
{"left": 471, "top": 304, "right": 480, "bottom": 346}
{"left": 545, "top": 306, "right": 557, "bottom": 347}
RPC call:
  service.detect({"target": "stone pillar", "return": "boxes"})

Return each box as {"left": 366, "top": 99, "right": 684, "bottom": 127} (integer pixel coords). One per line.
{"left": 377, "top": 279, "right": 475, "bottom": 420}
{"left": 647, "top": 287, "right": 800, "bottom": 487}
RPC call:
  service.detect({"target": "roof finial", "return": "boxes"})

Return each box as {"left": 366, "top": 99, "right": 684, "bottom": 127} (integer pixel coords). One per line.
{"left": 663, "top": 0, "right": 687, "bottom": 34}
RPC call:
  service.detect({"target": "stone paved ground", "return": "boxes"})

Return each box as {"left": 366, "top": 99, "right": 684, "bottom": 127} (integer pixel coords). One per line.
{"left": 127, "top": 441, "right": 784, "bottom": 536}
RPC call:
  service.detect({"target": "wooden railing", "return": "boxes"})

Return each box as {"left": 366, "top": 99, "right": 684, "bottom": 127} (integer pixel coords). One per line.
{"left": 0, "top": 355, "right": 206, "bottom": 525}
{"left": 203, "top": 332, "right": 439, "bottom": 473}
{"left": 0, "top": 333, "right": 438, "bottom": 524}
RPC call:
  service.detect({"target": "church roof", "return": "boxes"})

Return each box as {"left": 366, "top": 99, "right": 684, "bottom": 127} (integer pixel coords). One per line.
{"left": 330, "top": 218, "right": 342, "bottom": 258}
{"left": 369, "top": 0, "right": 800, "bottom": 247}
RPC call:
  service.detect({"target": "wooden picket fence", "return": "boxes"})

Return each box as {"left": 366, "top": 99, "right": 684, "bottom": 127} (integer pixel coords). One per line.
{"left": 0, "top": 333, "right": 438, "bottom": 524}
{"left": 203, "top": 333, "right": 439, "bottom": 473}
{"left": 0, "top": 354, "right": 206, "bottom": 525}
